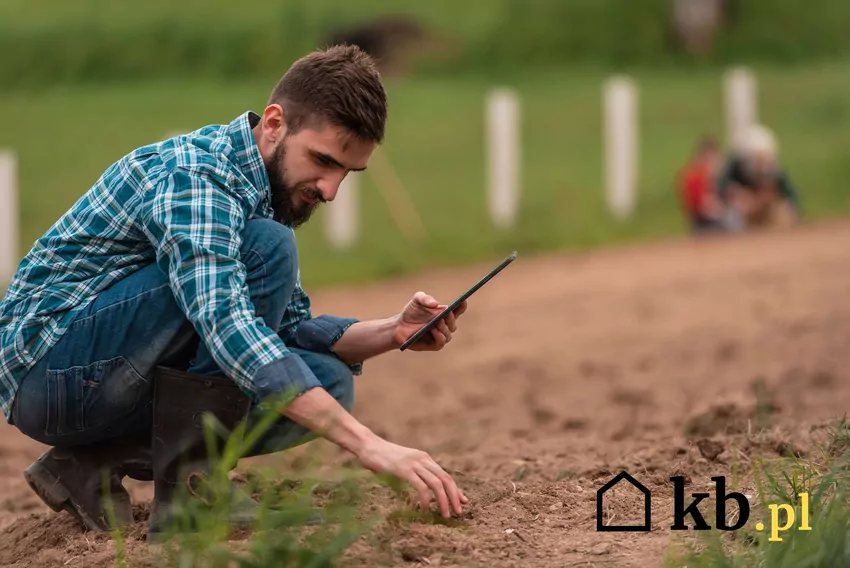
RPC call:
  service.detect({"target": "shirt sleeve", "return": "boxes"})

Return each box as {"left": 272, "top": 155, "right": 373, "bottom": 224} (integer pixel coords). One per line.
{"left": 141, "top": 166, "right": 322, "bottom": 404}
{"left": 277, "top": 272, "right": 363, "bottom": 375}
{"left": 276, "top": 269, "right": 312, "bottom": 343}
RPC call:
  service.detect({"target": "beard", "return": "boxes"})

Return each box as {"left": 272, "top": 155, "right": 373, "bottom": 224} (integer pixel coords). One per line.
{"left": 264, "top": 141, "right": 323, "bottom": 228}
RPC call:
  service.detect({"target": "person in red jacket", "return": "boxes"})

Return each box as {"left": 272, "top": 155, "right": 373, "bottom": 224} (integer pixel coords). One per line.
{"left": 677, "top": 136, "right": 725, "bottom": 233}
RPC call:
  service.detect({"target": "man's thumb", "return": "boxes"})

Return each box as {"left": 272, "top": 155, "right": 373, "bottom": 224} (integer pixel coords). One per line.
{"left": 415, "top": 291, "right": 438, "bottom": 307}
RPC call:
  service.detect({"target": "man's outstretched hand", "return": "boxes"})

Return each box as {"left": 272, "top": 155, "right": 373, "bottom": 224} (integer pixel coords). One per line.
{"left": 392, "top": 291, "right": 468, "bottom": 351}
{"left": 280, "top": 388, "right": 469, "bottom": 520}
{"left": 356, "top": 435, "right": 469, "bottom": 518}
{"left": 284, "top": 291, "right": 470, "bottom": 516}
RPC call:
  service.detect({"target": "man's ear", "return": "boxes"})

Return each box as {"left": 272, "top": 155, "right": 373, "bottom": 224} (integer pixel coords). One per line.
{"left": 262, "top": 104, "right": 286, "bottom": 142}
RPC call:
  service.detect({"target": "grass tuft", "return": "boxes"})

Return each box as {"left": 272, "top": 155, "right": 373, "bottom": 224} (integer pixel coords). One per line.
{"left": 386, "top": 507, "right": 468, "bottom": 528}
{"left": 129, "top": 391, "right": 384, "bottom": 568}
{"left": 665, "top": 418, "right": 850, "bottom": 568}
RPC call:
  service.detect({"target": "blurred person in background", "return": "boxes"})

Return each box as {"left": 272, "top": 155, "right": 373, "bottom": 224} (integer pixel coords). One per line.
{"left": 0, "top": 44, "right": 469, "bottom": 538}
{"left": 677, "top": 135, "right": 726, "bottom": 233}
{"left": 716, "top": 124, "right": 801, "bottom": 231}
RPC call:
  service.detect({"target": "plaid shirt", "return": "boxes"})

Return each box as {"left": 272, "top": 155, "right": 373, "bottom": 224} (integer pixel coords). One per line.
{"left": 0, "top": 111, "right": 359, "bottom": 420}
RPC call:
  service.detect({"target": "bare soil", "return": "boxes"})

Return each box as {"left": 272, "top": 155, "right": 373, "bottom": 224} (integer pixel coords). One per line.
{"left": 3, "top": 219, "right": 850, "bottom": 567}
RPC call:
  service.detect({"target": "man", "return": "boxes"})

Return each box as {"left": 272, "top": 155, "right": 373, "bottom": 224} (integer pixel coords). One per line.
{"left": 0, "top": 44, "right": 468, "bottom": 536}
{"left": 716, "top": 124, "right": 801, "bottom": 230}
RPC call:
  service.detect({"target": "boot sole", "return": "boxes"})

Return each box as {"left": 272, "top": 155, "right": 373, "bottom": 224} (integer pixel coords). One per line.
{"left": 24, "top": 460, "right": 117, "bottom": 532}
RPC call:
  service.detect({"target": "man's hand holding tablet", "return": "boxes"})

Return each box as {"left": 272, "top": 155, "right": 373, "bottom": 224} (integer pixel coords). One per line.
{"left": 396, "top": 251, "right": 517, "bottom": 352}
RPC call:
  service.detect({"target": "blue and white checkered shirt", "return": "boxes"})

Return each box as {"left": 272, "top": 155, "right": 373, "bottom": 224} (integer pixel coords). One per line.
{"left": 0, "top": 111, "right": 359, "bottom": 420}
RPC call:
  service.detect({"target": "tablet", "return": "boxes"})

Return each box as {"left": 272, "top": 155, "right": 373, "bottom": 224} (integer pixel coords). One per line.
{"left": 399, "top": 251, "right": 518, "bottom": 351}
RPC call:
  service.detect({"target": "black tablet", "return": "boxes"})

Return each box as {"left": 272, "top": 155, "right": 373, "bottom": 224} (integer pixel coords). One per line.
{"left": 399, "top": 251, "right": 518, "bottom": 351}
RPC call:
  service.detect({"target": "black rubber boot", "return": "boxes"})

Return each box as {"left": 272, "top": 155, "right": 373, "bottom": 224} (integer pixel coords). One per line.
{"left": 23, "top": 431, "right": 152, "bottom": 531}
{"left": 147, "top": 366, "right": 258, "bottom": 538}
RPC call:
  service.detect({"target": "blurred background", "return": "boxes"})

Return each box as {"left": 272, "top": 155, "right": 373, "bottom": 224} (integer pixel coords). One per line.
{"left": 1, "top": 0, "right": 849, "bottom": 290}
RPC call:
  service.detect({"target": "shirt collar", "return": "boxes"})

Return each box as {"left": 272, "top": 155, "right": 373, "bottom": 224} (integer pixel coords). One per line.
{"left": 227, "top": 111, "right": 271, "bottom": 200}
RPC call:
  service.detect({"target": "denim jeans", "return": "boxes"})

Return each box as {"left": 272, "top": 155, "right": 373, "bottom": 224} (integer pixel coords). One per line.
{"left": 10, "top": 219, "right": 355, "bottom": 457}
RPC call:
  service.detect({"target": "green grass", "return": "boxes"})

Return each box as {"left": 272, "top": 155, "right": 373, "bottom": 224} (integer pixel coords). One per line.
{"left": 2, "top": 62, "right": 849, "bottom": 290}
{"left": 111, "top": 394, "right": 385, "bottom": 567}
{"left": 664, "top": 420, "right": 850, "bottom": 567}
{"left": 0, "top": 0, "right": 505, "bottom": 39}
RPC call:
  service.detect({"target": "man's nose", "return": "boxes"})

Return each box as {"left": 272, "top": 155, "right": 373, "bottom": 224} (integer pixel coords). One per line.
{"left": 317, "top": 174, "right": 347, "bottom": 202}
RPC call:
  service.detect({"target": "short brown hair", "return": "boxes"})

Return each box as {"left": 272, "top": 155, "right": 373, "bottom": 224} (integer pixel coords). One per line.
{"left": 268, "top": 44, "right": 388, "bottom": 144}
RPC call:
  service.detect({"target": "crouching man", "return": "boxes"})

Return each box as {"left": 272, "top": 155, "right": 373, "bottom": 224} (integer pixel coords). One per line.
{"left": 716, "top": 125, "right": 802, "bottom": 231}
{"left": 0, "top": 45, "right": 468, "bottom": 537}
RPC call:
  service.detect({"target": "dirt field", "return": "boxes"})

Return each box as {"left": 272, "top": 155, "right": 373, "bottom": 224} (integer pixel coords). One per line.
{"left": 2, "top": 219, "right": 850, "bottom": 567}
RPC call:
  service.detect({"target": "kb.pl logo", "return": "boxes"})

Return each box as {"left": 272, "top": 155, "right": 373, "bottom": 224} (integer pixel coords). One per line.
{"left": 596, "top": 471, "right": 812, "bottom": 542}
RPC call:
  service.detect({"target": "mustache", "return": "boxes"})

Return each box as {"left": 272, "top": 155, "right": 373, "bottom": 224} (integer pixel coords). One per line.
{"left": 301, "top": 187, "right": 326, "bottom": 203}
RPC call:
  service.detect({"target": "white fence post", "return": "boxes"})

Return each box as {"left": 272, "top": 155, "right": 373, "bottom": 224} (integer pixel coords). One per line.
{"left": 486, "top": 88, "right": 520, "bottom": 229}
{"left": 724, "top": 67, "right": 758, "bottom": 149}
{"left": 603, "top": 76, "right": 638, "bottom": 220}
{"left": 0, "top": 149, "right": 18, "bottom": 284}
{"left": 324, "top": 172, "right": 359, "bottom": 250}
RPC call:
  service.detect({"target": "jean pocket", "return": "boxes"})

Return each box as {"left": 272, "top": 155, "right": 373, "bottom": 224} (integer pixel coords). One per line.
{"left": 45, "top": 356, "right": 150, "bottom": 438}
{"left": 44, "top": 367, "right": 83, "bottom": 438}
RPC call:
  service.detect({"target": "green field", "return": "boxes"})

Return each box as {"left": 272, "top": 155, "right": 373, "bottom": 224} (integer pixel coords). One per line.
{"left": 2, "top": 62, "right": 849, "bottom": 289}
{"left": 0, "top": 0, "right": 497, "bottom": 30}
